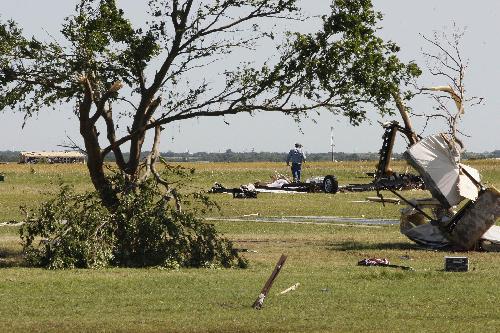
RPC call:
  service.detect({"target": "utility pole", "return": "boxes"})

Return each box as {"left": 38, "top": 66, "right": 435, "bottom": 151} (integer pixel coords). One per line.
{"left": 330, "top": 126, "right": 335, "bottom": 162}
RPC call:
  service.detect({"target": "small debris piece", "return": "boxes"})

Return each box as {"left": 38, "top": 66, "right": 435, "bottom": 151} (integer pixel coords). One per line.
{"left": 236, "top": 248, "right": 258, "bottom": 253}
{"left": 208, "top": 182, "right": 228, "bottom": 193}
{"left": 277, "top": 283, "right": 300, "bottom": 295}
{"left": 357, "top": 258, "right": 414, "bottom": 270}
{"left": 444, "top": 256, "right": 468, "bottom": 272}
{"left": 358, "top": 258, "right": 390, "bottom": 266}
{"left": 252, "top": 254, "right": 287, "bottom": 310}
{"left": 366, "top": 197, "right": 400, "bottom": 204}
{"left": 233, "top": 187, "right": 257, "bottom": 199}
{"left": 208, "top": 182, "right": 258, "bottom": 198}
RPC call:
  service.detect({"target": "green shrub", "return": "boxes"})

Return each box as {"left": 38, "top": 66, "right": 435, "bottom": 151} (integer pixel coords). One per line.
{"left": 20, "top": 185, "right": 114, "bottom": 269}
{"left": 111, "top": 177, "right": 247, "bottom": 268}
{"left": 20, "top": 175, "right": 247, "bottom": 269}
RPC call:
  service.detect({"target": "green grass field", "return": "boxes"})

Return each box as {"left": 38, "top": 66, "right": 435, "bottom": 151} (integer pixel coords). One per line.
{"left": 0, "top": 160, "right": 499, "bottom": 332}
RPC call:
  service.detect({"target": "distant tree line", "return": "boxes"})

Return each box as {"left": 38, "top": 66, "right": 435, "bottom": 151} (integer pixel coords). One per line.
{"left": 161, "top": 150, "right": 383, "bottom": 162}
{"left": 1, "top": 150, "right": 499, "bottom": 163}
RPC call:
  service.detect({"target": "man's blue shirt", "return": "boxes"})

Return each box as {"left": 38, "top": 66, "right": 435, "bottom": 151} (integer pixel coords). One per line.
{"left": 287, "top": 148, "right": 306, "bottom": 164}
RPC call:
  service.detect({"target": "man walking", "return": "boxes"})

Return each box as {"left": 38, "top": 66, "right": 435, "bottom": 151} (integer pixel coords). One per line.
{"left": 286, "top": 143, "right": 306, "bottom": 183}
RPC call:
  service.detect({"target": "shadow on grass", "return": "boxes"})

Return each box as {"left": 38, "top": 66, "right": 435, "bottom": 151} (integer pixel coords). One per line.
{"left": 328, "top": 240, "right": 422, "bottom": 251}
{"left": 331, "top": 240, "right": 500, "bottom": 253}
{"left": 0, "top": 247, "right": 25, "bottom": 268}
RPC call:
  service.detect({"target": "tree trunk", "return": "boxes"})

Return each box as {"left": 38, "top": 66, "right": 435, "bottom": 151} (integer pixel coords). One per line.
{"left": 80, "top": 120, "right": 128, "bottom": 250}
{"left": 392, "top": 92, "right": 418, "bottom": 145}
{"left": 80, "top": 119, "right": 119, "bottom": 210}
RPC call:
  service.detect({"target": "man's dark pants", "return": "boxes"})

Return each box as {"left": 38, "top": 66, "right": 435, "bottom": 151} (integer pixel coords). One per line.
{"left": 291, "top": 163, "right": 302, "bottom": 182}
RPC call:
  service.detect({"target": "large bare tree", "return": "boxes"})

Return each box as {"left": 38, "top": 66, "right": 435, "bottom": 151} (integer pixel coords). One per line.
{"left": 418, "top": 27, "right": 483, "bottom": 148}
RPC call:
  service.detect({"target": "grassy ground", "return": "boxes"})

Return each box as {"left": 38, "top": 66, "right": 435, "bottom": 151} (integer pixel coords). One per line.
{"left": 0, "top": 160, "right": 499, "bottom": 332}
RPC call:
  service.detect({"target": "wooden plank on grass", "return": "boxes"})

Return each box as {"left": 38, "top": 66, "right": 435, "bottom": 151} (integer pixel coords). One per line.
{"left": 252, "top": 254, "right": 287, "bottom": 309}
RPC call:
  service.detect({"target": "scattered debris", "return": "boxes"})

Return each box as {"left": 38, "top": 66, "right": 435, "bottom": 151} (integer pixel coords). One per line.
{"left": 255, "top": 172, "right": 291, "bottom": 189}
{"left": 208, "top": 182, "right": 229, "bottom": 194}
{"left": 340, "top": 173, "right": 424, "bottom": 192}
{"left": 256, "top": 172, "right": 339, "bottom": 193}
{"left": 208, "top": 182, "right": 257, "bottom": 198}
{"left": 242, "top": 213, "right": 260, "bottom": 217}
{"left": 232, "top": 184, "right": 257, "bottom": 199}
{"left": 209, "top": 172, "right": 339, "bottom": 196}
{"left": 444, "top": 256, "right": 468, "bottom": 272}
{"left": 277, "top": 283, "right": 300, "bottom": 295}
{"left": 252, "top": 254, "right": 287, "bottom": 310}
{"left": 236, "top": 248, "right": 258, "bottom": 253}
{"left": 340, "top": 121, "right": 425, "bottom": 193}
{"left": 366, "top": 197, "right": 400, "bottom": 204}
{"left": 357, "top": 258, "right": 389, "bottom": 266}
{"left": 357, "top": 258, "right": 414, "bottom": 270}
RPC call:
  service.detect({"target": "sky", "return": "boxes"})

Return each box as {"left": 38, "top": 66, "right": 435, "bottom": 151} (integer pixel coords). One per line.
{"left": 0, "top": 1, "right": 499, "bottom": 154}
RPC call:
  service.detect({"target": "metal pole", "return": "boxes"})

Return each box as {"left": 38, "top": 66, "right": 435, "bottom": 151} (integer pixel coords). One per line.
{"left": 387, "top": 189, "right": 434, "bottom": 221}
{"left": 330, "top": 126, "right": 335, "bottom": 162}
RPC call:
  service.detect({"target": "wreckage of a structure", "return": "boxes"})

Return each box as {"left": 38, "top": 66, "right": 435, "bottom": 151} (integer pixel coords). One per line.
{"left": 19, "top": 151, "right": 86, "bottom": 164}
{"left": 209, "top": 121, "right": 427, "bottom": 197}
{"left": 395, "top": 133, "right": 500, "bottom": 250}
{"left": 208, "top": 172, "right": 339, "bottom": 198}
{"left": 340, "top": 121, "right": 424, "bottom": 192}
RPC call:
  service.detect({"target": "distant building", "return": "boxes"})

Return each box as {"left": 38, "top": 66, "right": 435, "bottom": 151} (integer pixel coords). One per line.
{"left": 19, "top": 151, "right": 86, "bottom": 164}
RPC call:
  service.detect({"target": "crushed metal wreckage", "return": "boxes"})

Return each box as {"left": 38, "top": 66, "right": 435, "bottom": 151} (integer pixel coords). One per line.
{"left": 387, "top": 133, "right": 500, "bottom": 251}
{"left": 209, "top": 182, "right": 258, "bottom": 198}
{"left": 208, "top": 122, "right": 427, "bottom": 197}
{"left": 256, "top": 174, "right": 338, "bottom": 193}
{"left": 339, "top": 173, "right": 424, "bottom": 192}
{"left": 208, "top": 172, "right": 339, "bottom": 198}
{"left": 340, "top": 121, "right": 425, "bottom": 192}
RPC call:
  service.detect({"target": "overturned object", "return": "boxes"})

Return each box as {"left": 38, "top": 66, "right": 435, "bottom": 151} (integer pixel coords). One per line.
{"left": 399, "top": 134, "right": 500, "bottom": 250}
{"left": 404, "top": 134, "right": 480, "bottom": 208}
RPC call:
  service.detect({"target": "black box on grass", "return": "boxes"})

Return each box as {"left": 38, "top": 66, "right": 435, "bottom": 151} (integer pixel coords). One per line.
{"left": 445, "top": 256, "right": 468, "bottom": 272}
